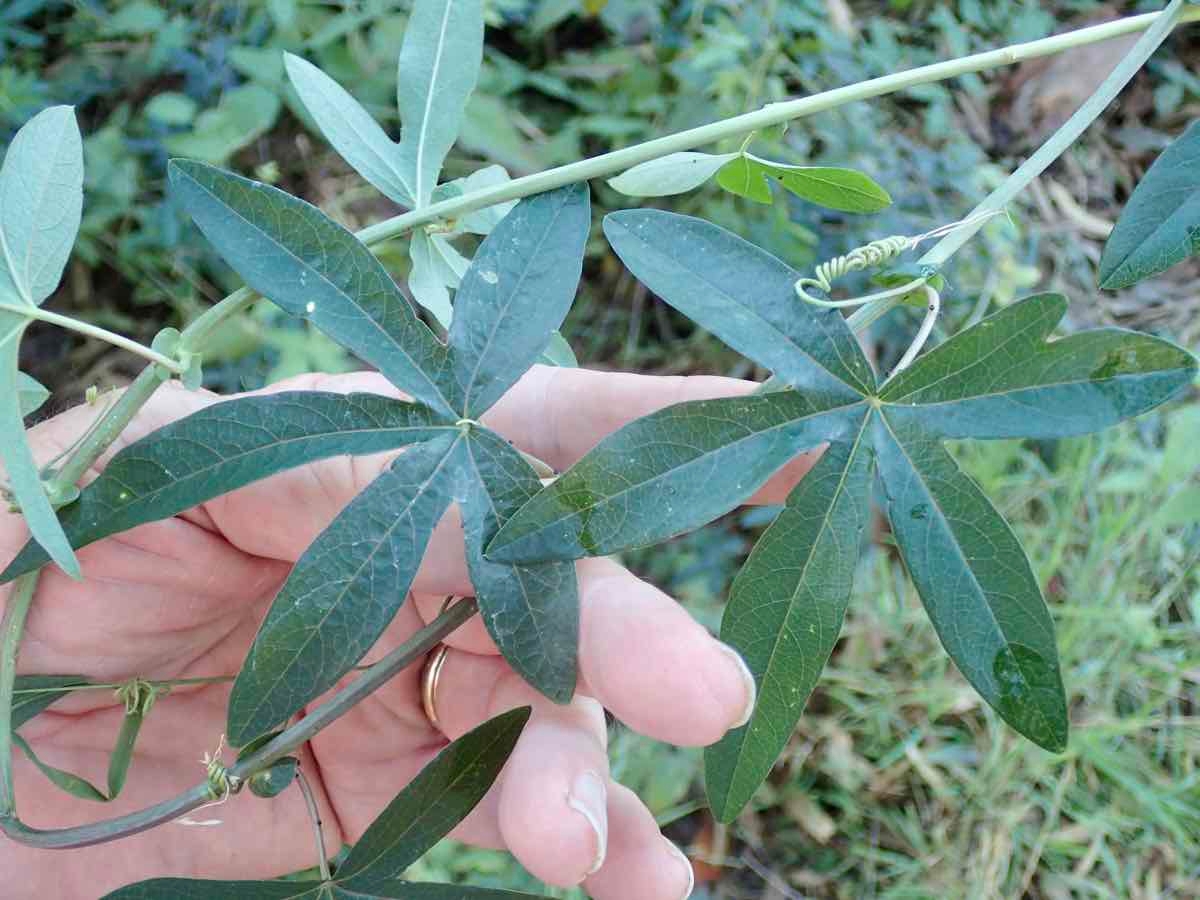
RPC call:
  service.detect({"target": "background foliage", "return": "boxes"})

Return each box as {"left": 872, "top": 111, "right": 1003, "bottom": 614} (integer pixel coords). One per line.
{"left": 7, "top": 0, "right": 1200, "bottom": 896}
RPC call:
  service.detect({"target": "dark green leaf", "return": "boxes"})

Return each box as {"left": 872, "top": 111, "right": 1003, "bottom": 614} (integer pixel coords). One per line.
{"left": 603, "top": 211, "right": 875, "bottom": 398}
{"left": 336, "top": 708, "right": 531, "bottom": 889}
{"left": 228, "top": 432, "right": 462, "bottom": 745}
{"left": 168, "top": 160, "right": 455, "bottom": 416}
{"left": 449, "top": 184, "right": 590, "bottom": 417}
{"left": 17, "top": 371, "right": 49, "bottom": 417}
{"left": 106, "top": 710, "right": 143, "bottom": 798}
{"left": 2, "top": 393, "right": 450, "bottom": 584}
{"left": 12, "top": 733, "right": 108, "bottom": 802}
{"left": 488, "top": 392, "right": 868, "bottom": 563}
{"left": 714, "top": 155, "right": 773, "bottom": 203}
{"left": 872, "top": 417, "right": 1068, "bottom": 752}
{"left": 1099, "top": 120, "right": 1200, "bottom": 288}
{"left": 12, "top": 675, "right": 88, "bottom": 730}
{"left": 249, "top": 757, "right": 298, "bottom": 799}
{"left": 103, "top": 879, "right": 327, "bottom": 899}
{"left": 337, "top": 885, "right": 550, "bottom": 899}
{"left": 705, "top": 423, "right": 874, "bottom": 822}
{"left": 880, "top": 294, "right": 1198, "bottom": 439}
{"left": 737, "top": 154, "right": 892, "bottom": 213}
{"left": 461, "top": 429, "right": 579, "bottom": 703}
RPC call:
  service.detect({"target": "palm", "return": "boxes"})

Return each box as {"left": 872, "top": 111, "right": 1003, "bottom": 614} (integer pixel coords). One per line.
{"left": 3, "top": 368, "right": 796, "bottom": 900}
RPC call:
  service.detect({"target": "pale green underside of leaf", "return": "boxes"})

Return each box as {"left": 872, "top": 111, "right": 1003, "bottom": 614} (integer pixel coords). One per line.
{"left": 880, "top": 293, "right": 1198, "bottom": 439}
{"left": 705, "top": 422, "right": 874, "bottom": 822}
{"left": 461, "top": 429, "right": 579, "bottom": 703}
{"left": 1099, "top": 120, "right": 1200, "bottom": 289}
{"left": 284, "top": 53, "right": 413, "bottom": 207}
{"left": 17, "top": 371, "right": 50, "bottom": 417}
{"left": 539, "top": 331, "right": 578, "bottom": 367}
{"left": 337, "top": 708, "right": 531, "bottom": 889}
{"left": 168, "top": 160, "right": 457, "bottom": 416}
{"left": 396, "top": 0, "right": 484, "bottom": 207}
{"left": 408, "top": 229, "right": 455, "bottom": 327}
{"left": 873, "top": 415, "right": 1068, "bottom": 752}
{"left": 487, "top": 391, "right": 868, "bottom": 563}
{"left": 1, "top": 393, "right": 451, "bottom": 583}
{"left": 227, "top": 432, "right": 462, "bottom": 745}
{"left": 0, "top": 105, "right": 83, "bottom": 305}
{"left": 449, "top": 183, "right": 590, "bottom": 417}
{"left": 432, "top": 165, "right": 518, "bottom": 235}
{"left": 603, "top": 210, "right": 875, "bottom": 398}
{"left": 0, "top": 106, "right": 85, "bottom": 577}
{"left": 0, "top": 325, "right": 79, "bottom": 577}
{"left": 607, "top": 151, "right": 737, "bottom": 197}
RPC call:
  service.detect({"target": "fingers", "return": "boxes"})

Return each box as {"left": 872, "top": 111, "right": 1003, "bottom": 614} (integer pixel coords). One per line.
{"left": 584, "top": 783, "right": 695, "bottom": 900}
{"left": 417, "top": 557, "right": 754, "bottom": 747}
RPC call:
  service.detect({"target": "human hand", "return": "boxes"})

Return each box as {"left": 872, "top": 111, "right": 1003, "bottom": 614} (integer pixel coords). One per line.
{"left": 1, "top": 366, "right": 819, "bottom": 899}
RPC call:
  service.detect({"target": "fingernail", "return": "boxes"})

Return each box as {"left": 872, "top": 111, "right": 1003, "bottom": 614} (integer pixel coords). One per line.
{"left": 566, "top": 770, "right": 607, "bottom": 875}
{"left": 719, "top": 642, "right": 757, "bottom": 728}
{"left": 663, "top": 837, "right": 695, "bottom": 899}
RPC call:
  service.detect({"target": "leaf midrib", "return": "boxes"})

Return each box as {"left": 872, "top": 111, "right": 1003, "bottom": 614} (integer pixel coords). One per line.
{"left": 411, "top": 0, "right": 456, "bottom": 207}
{"left": 509, "top": 399, "right": 865, "bottom": 540}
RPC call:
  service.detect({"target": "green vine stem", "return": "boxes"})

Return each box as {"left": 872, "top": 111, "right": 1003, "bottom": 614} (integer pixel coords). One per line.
{"left": 0, "top": 574, "right": 38, "bottom": 817}
{"left": 0, "top": 597, "right": 477, "bottom": 849}
{"left": 0, "top": 304, "right": 184, "bottom": 375}
{"left": 849, "top": 0, "right": 1192, "bottom": 336}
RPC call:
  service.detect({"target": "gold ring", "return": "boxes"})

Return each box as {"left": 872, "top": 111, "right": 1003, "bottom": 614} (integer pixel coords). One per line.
{"left": 420, "top": 596, "right": 458, "bottom": 729}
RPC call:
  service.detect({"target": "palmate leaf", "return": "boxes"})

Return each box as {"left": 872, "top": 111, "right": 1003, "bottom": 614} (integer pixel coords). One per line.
{"left": 705, "top": 423, "right": 874, "bottom": 823}
{"left": 157, "top": 180, "right": 588, "bottom": 728}
{"left": 0, "top": 106, "right": 85, "bottom": 577}
{"left": 1099, "top": 119, "right": 1200, "bottom": 289}
{"left": 2, "top": 393, "right": 451, "bottom": 583}
{"left": 227, "top": 432, "right": 463, "bottom": 745}
{"left": 493, "top": 213, "right": 1199, "bottom": 821}
{"left": 168, "top": 160, "right": 457, "bottom": 417}
{"left": 104, "top": 711, "right": 536, "bottom": 899}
